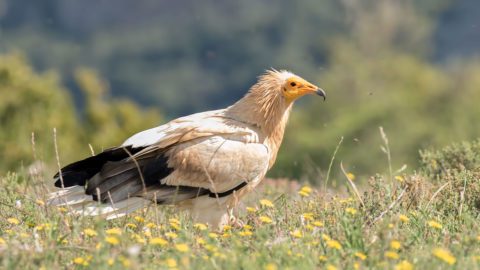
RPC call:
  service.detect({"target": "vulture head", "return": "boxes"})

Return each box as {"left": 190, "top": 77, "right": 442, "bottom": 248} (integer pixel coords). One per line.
{"left": 273, "top": 70, "right": 326, "bottom": 102}
{"left": 228, "top": 69, "right": 326, "bottom": 133}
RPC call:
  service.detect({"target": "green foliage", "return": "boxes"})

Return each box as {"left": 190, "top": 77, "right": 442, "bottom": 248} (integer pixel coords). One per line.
{"left": 420, "top": 139, "right": 480, "bottom": 178}
{"left": 0, "top": 53, "right": 79, "bottom": 170}
{"left": 0, "top": 0, "right": 450, "bottom": 115}
{"left": 277, "top": 40, "right": 480, "bottom": 180}
{"left": 74, "top": 68, "right": 162, "bottom": 149}
{"left": 0, "top": 53, "right": 163, "bottom": 173}
{"left": 420, "top": 139, "right": 480, "bottom": 215}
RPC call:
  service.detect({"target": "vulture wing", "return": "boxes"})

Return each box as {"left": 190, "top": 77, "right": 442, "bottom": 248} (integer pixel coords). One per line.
{"left": 51, "top": 109, "right": 270, "bottom": 214}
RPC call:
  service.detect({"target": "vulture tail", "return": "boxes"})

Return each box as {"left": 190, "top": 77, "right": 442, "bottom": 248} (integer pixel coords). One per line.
{"left": 53, "top": 146, "right": 144, "bottom": 188}
{"left": 48, "top": 145, "right": 204, "bottom": 219}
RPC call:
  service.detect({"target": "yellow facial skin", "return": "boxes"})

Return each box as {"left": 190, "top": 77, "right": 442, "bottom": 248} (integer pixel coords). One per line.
{"left": 283, "top": 76, "right": 325, "bottom": 103}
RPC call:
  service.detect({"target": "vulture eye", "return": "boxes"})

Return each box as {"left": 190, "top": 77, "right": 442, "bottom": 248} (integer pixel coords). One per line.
{"left": 290, "top": 82, "right": 296, "bottom": 87}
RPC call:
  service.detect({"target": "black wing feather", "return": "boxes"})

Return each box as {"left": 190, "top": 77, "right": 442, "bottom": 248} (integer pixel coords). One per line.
{"left": 54, "top": 146, "right": 144, "bottom": 188}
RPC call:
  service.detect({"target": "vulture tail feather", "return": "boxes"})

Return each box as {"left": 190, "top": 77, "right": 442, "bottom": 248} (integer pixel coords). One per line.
{"left": 53, "top": 146, "right": 145, "bottom": 188}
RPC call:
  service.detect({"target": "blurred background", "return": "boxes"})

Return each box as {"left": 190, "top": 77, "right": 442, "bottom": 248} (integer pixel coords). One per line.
{"left": 1, "top": 0, "right": 479, "bottom": 185}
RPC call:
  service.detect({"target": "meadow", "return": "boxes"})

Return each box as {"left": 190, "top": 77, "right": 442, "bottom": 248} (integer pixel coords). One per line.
{"left": 1, "top": 136, "right": 479, "bottom": 270}
{"left": 1, "top": 1, "right": 480, "bottom": 269}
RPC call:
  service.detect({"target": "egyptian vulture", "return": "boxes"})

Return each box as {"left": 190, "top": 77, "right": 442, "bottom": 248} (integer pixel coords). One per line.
{"left": 49, "top": 69, "right": 326, "bottom": 228}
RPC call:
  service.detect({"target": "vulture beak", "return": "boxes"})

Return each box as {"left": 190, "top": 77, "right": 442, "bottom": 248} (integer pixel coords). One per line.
{"left": 285, "top": 76, "right": 327, "bottom": 102}
{"left": 315, "top": 88, "right": 326, "bottom": 101}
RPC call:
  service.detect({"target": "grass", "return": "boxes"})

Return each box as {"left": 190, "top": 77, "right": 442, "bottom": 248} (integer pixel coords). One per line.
{"left": 1, "top": 139, "right": 480, "bottom": 269}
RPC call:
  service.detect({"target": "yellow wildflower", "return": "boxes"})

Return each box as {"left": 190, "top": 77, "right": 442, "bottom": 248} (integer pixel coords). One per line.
{"left": 427, "top": 220, "right": 442, "bottom": 229}
{"left": 313, "top": 220, "right": 324, "bottom": 227}
{"left": 170, "top": 222, "right": 180, "bottom": 230}
{"left": 175, "top": 243, "right": 189, "bottom": 252}
{"left": 259, "top": 216, "right": 273, "bottom": 224}
{"left": 7, "top": 218, "right": 20, "bottom": 225}
{"left": 302, "top": 213, "right": 314, "bottom": 221}
{"left": 73, "top": 257, "right": 88, "bottom": 266}
{"left": 395, "top": 175, "right": 404, "bottom": 182}
{"left": 322, "top": 234, "right": 331, "bottom": 241}
{"left": 194, "top": 223, "right": 208, "bottom": 231}
{"left": 165, "top": 232, "right": 178, "bottom": 239}
{"left": 135, "top": 236, "right": 146, "bottom": 244}
{"left": 300, "top": 186, "right": 312, "bottom": 193}
{"left": 318, "top": 255, "right": 327, "bottom": 262}
{"left": 243, "top": 224, "right": 253, "bottom": 230}
{"left": 134, "top": 216, "right": 145, "bottom": 223}
{"left": 196, "top": 237, "right": 206, "bottom": 245}
{"left": 298, "top": 190, "right": 310, "bottom": 197}
{"left": 119, "top": 256, "right": 131, "bottom": 267}
{"left": 169, "top": 218, "right": 180, "bottom": 224}
{"left": 208, "top": 232, "right": 218, "bottom": 239}
{"left": 354, "top": 262, "right": 360, "bottom": 270}
{"left": 326, "top": 240, "right": 342, "bottom": 250}
{"left": 126, "top": 223, "right": 137, "bottom": 229}
{"left": 107, "top": 258, "right": 115, "bottom": 266}
{"left": 57, "top": 207, "right": 68, "bottom": 213}
{"left": 150, "top": 237, "right": 168, "bottom": 246}
{"left": 83, "top": 228, "right": 98, "bottom": 237}
{"left": 105, "top": 227, "right": 122, "bottom": 235}
{"left": 145, "top": 222, "right": 157, "bottom": 229}
{"left": 399, "top": 214, "right": 410, "bottom": 223}
{"left": 260, "top": 199, "right": 274, "bottom": 208}
{"left": 347, "top": 172, "right": 356, "bottom": 181}
{"left": 298, "top": 186, "right": 312, "bottom": 197}
{"left": 44, "top": 223, "right": 52, "bottom": 230}
{"left": 246, "top": 207, "right": 257, "bottom": 213}
{"left": 388, "top": 223, "right": 395, "bottom": 229}
{"left": 105, "top": 236, "right": 120, "bottom": 245}
{"left": 35, "top": 199, "right": 45, "bottom": 206}
{"left": 0, "top": 238, "right": 6, "bottom": 246}
{"left": 290, "top": 230, "right": 303, "bottom": 238}
{"left": 265, "top": 263, "right": 277, "bottom": 270}
{"left": 395, "top": 260, "right": 413, "bottom": 270}
{"left": 222, "top": 232, "right": 231, "bottom": 238}
{"left": 346, "top": 207, "right": 357, "bottom": 215}
{"left": 326, "top": 264, "right": 337, "bottom": 270}
{"left": 385, "top": 251, "right": 399, "bottom": 259}
{"left": 309, "top": 240, "right": 320, "bottom": 246}
{"left": 205, "top": 244, "right": 218, "bottom": 252}
{"left": 143, "top": 230, "right": 152, "bottom": 238}
{"left": 222, "top": 225, "right": 232, "bottom": 231}
{"left": 432, "top": 248, "right": 456, "bottom": 265}
{"left": 166, "top": 258, "right": 177, "bottom": 268}
{"left": 390, "top": 240, "right": 402, "bottom": 250}
{"left": 238, "top": 230, "right": 253, "bottom": 237}
{"left": 354, "top": 252, "right": 367, "bottom": 260}
{"left": 169, "top": 218, "right": 181, "bottom": 230}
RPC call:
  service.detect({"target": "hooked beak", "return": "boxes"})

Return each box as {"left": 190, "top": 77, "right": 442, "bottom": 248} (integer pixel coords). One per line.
{"left": 315, "top": 88, "right": 326, "bottom": 101}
